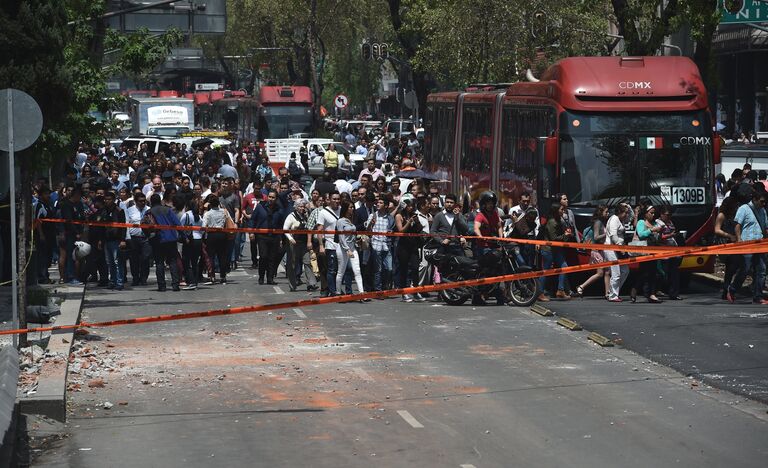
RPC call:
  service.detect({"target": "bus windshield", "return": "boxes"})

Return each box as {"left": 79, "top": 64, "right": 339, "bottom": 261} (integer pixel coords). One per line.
{"left": 559, "top": 111, "right": 713, "bottom": 207}
{"left": 258, "top": 106, "right": 313, "bottom": 139}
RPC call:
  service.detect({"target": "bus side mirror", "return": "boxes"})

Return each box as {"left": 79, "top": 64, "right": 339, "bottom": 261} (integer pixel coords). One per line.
{"left": 713, "top": 135, "right": 721, "bottom": 165}
{"left": 544, "top": 136, "right": 558, "bottom": 165}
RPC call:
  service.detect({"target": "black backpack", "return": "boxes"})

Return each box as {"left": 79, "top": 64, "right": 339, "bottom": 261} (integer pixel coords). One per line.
{"left": 288, "top": 159, "right": 301, "bottom": 177}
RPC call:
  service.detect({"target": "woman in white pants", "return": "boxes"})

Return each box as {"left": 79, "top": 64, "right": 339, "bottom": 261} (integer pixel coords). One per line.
{"left": 605, "top": 204, "right": 631, "bottom": 302}
{"left": 336, "top": 201, "right": 370, "bottom": 301}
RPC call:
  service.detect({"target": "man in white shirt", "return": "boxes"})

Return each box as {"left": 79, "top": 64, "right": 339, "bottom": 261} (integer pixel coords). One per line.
{"left": 316, "top": 191, "right": 342, "bottom": 296}
{"left": 124, "top": 193, "right": 151, "bottom": 286}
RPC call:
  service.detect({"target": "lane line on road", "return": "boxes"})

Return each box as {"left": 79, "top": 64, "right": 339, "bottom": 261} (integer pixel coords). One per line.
{"left": 397, "top": 410, "right": 424, "bottom": 428}
{"left": 460, "top": 465, "right": 477, "bottom": 468}
{"left": 293, "top": 308, "right": 307, "bottom": 318}
{"left": 353, "top": 367, "right": 374, "bottom": 382}
{"left": 274, "top": 286, "right": 284, "bottom": 294}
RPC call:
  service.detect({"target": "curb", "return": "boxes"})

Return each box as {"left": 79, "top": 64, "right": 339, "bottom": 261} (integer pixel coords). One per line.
{"left": 19, "top": 284, "right": 85, "bottom": 422}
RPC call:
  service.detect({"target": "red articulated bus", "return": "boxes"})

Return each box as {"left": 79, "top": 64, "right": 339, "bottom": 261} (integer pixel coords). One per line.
{"left": 257, "top": 85, "right": 314, "bottom": 141}
{"left": 209, "top": 91, "right": 259, "bottom": 143}
{"left": 425, "top": 56, "right": 721, "bottom": 272}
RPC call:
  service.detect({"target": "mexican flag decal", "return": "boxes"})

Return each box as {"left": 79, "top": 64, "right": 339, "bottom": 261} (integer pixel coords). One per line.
{"left": 640, "top": 137, "right": 663, "bottom": 149}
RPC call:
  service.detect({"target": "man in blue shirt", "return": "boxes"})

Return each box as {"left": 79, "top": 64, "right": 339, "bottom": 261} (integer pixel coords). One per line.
{"left": 728, "top": 189, "right": 768, "bottom": 304}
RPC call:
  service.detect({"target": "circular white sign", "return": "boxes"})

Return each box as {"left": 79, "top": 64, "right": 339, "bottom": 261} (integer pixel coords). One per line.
{"left": 334, "top": 94, "right": 349, "bottom": 109}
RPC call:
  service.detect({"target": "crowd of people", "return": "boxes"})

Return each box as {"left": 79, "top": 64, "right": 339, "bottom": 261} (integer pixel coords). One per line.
{"left": 28, "top": 127, "right": 768, "bottom": 306}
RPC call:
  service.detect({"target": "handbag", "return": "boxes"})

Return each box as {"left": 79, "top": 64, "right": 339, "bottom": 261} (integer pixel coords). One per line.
{"left": 223, "top": 210, "right": 237, "bottom": 240}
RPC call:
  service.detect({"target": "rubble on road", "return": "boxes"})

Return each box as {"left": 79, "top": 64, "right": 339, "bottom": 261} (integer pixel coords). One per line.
{"left": 67, "top": 338, "right": 125, "bottom": 392}
{"left": 18, "top": 344, "right": 67, "bottom": 397}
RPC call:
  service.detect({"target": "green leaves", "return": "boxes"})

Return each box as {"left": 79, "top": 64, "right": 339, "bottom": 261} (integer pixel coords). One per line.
{"left": 104, "top": 27, "right": 183, "bottom": 85}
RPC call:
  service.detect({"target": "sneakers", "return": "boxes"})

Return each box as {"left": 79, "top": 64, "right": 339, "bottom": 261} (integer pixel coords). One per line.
{"left": 68, "top": 279, "right": 84, "bottom": 286}
{"left": 203, "top": 279, "right": 216, "bottom": 285}
{"left": 220, "top": 278, "right": 227, "bottom": 284}
{"left": 172, "top": 285, "right": 181, "bottom": 292}
{"left": 537, "top": 293, "right": 550, "bottom": 302}
{"left": 412, "top": 293, "right": 426, "bottom": 302}
{"left": 182, "top": 284, "right": 198, "bottom": 290}
{"left": 307, "top": 285, "right": 319, "bottom": 292}
{"left": 402, "top": 294, "right": 413, "bottom": 303}
{"left": 607, "top": 297, "right": 623, "bottom": 302}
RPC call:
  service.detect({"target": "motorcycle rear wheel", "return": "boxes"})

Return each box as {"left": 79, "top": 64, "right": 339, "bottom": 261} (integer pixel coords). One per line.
{"left": 438, "top": 275, "right": 470, "bottom": 306}
{"left": 508, "top": 278, "right": 538, "bottom": 307}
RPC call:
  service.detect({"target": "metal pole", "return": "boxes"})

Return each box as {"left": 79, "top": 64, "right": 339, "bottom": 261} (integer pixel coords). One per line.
{"left": 7, "top": 92, "right": 18, "bottom": 348}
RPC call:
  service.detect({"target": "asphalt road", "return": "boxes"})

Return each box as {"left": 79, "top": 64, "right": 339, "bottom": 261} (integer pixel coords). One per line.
{"left": 541, "top": 278, "right": 768, "bottom": 404}
{"left": 32, "top": 266, "right": 768, "bottom": 467}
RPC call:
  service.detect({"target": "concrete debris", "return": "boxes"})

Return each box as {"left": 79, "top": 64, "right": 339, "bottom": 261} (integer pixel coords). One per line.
{"left": 103, "top": 401, "right": 113, "bottom": 409}
{"left": 88, "top": 379, "right": 105, "bottom": 388}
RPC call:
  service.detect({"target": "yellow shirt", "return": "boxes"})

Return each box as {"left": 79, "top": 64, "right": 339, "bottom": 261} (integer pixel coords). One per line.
{"left": 324, "top": 150, "right": 338, "bottom": 168}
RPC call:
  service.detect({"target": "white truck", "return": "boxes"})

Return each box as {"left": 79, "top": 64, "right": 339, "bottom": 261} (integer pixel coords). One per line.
{"left": 264, "top": 137, "right": 332, "bottom": 171}
{"left": 127, "top": 97, "right": 195, "bottom": 136}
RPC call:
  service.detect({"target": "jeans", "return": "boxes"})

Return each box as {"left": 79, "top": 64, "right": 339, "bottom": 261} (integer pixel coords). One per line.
{"left": 729, "top": 253, "right": 766, "bottom": 301}
{"left": 326, "top": 247, "right": 338, "bottom": 294}
{"left": 182, "top": 239, "right": 202, "bottom": 285}
{"left": 634, "top": 259, "right": 658, "bottom": 298}
{"left": 128, "top": 236, "right": 151, "bottom": 284}
{"left": 371, "top": 249, "right": 392, "bottom": 291}
{"left": 104, "top": 240, "right": 124, "bottom": 288}
{"left": 257, "top": 235, "right": 280, "bottom": 282}
{"left": 154, "top": 241, "right": 180, "bottom": 289}
{"left": 336, "top": 246, "right": 364, "bottom": 294}
{"left": 396, "top": 242, "right": 419, "bottom": 289}
{"left": 604, "top": 249, "right": 629, "bottom": 300}
{"left": 206, "top": 233, "right": 230, "bottom": 281}
{"left": 539, "top": 248, "right": 568, "bottom": 293}
{"left": 287, "top": 241, "right": 317, "bottom": 290}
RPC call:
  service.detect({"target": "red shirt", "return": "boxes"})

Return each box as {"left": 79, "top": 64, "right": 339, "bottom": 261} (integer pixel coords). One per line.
{"left": 475, "top": 209, "right": 500, "bottom": 248}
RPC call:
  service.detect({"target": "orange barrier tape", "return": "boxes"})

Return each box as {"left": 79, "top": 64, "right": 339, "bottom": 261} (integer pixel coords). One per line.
{"left": 38, "top": 218, "right": 744, "bottom": 255}
{"left": 1, "top": 238, "right": 764, "bottom": 337}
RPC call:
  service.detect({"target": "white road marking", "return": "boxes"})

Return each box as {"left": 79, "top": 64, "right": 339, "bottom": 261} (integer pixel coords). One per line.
{"left": 352, "top": 367, "right": 374, "bottom": 382}
{"left": 293, "top": 308, "right": 307, "bottom": 318}
{"left": 460, "top": 465, "right": 477, "bottom": 468}
{"left": 397, "top": 410, "right": 424, "bottom": 428}
{"left": 273, "top": 286, "right": 284, "bottom": 294}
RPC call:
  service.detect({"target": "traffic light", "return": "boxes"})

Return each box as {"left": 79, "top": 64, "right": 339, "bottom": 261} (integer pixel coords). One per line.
{"left": 361, "top": 41, "right": 390, "bottom": 61}
{"left": 378, "top": 43, "right": 389, "bottom": 61}
{"left": 724, "top": 0, "right": 744, "bottom": 14}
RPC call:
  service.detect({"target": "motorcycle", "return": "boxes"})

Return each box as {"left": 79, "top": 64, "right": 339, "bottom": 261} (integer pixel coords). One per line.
{"left": 426, "top": 244, "right": 539, "bottom": 307}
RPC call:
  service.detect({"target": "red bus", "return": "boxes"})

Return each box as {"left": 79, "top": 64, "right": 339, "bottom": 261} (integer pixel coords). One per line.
{"left": 209, "top": 92, "right": 259, "bottom": 143}
{"left": 425, "top": 56, "right": 721, "bottom": 271}
{"left": 257, "top": 85, "right": 314, "bottom": 140}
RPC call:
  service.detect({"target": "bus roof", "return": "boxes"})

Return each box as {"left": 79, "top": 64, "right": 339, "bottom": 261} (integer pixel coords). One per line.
{"left": 259, "top": 86, "right": 312, "bottom": 105}
{"left": 508, "top": 56, "right": 708, "bottom": 112}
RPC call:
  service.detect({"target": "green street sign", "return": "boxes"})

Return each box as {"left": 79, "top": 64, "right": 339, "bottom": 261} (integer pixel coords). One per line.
{"left": 720, "top": 0, "right": 768, "bottom": 24}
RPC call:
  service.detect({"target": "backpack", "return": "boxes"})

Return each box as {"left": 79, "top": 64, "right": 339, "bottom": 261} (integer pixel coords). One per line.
{"left": 141, "top": 210, "right": 158, "bottom": 240}
{"left": 288, "top": 159, "right": 301, "bottom": 177}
